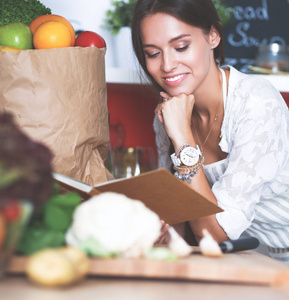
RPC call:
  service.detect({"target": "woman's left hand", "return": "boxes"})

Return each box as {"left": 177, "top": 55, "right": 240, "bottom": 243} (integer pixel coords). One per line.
{"left": 155, "top": 91, "right": 195, "bottom": 148}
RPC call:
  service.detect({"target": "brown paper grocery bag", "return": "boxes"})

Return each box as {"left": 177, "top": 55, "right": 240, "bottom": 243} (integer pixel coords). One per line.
{"left": 0, "top": 47, "right": 110, "bottom": 186}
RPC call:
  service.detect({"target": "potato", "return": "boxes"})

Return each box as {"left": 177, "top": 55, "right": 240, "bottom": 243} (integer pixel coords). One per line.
{"left": 59, "top": 246, "right": 90, "bottom": 281}
{"left": 26, "top": 247, "right": 89, "bottom": 287}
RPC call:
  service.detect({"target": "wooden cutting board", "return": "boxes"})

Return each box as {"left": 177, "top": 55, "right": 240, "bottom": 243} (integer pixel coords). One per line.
{"left": 7, "top": 251, "right": 289, "bottom": 287}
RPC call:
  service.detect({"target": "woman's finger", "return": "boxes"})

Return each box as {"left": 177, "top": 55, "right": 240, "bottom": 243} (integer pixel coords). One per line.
{"left": 160, "top": 91, "right": 171, "bottom": 102}
{"left": 162, "top": 222, "right": 170, "bottom": 232}
{"left": 160, "top": 220, "right": 170, "bottom": 233}
{"left": 155, "top": 228, "right": 171, "bottom": 244}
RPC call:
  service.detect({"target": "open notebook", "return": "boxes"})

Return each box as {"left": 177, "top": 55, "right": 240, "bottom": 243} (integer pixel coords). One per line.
{"left": 53, "top": 168, "right": 222, "bottom": 225}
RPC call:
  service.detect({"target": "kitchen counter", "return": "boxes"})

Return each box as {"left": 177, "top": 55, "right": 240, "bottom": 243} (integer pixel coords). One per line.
{"left": 2, "top": 251, "right": 289, "bottom": 299}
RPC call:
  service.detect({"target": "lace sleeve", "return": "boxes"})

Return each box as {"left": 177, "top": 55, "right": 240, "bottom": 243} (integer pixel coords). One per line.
{"left": 153, "top": 113, "right": 172, "bottom": 170}
{"left": 214, "top": 83, "right": 289, "bottom": 239}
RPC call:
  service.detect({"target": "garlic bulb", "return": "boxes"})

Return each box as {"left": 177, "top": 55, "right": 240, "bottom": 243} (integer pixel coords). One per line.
{"left": 168, "top": 227, "right": 192, "bottom": 258}
{"left": 199, "top": 229, "right": 222, "bottom": 257}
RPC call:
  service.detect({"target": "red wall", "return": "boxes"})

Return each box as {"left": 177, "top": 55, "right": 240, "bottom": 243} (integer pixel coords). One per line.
{"left": 107, "top": 83, "right": 159, "bottom": 151}
{"left": 107, "top": 84, "right": 289, "bottom": 151}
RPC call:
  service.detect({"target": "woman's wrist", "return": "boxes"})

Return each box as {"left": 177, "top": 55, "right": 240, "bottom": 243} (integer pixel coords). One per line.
{"left": 172, "top": 136, "right": 197, "bottom": 154}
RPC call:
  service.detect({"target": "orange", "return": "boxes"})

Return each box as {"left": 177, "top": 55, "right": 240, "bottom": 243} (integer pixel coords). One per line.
{"left": 29, "top": 14, "right": 75, "bottom": 46}
{"left": 33, "top": 21, "right": 72, "bottom": 49}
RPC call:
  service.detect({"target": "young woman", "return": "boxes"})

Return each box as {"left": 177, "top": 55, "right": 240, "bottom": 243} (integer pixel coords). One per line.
{"left": 131, "top": 0, "right": 289, "bottom": 263}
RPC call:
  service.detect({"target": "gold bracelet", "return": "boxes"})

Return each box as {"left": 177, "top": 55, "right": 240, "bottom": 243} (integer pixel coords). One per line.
{"left": 173, "top": 155, "right": 205, "bottom": 172}
{"left": 173, "top": 156, "right": 204, "bottom": 184}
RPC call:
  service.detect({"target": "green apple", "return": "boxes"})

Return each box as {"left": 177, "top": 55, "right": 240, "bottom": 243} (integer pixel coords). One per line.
{"left": 0, "top": 22, "right": 33, "bottom": 50}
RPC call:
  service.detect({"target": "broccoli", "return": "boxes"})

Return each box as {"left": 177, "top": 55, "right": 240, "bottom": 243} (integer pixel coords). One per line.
{"left": 0, "top": 0, "right": 52, "bottom": 26}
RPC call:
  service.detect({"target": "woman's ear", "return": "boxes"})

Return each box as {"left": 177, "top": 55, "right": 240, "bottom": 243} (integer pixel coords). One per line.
{"left": 209, "top": 26, "right": 221, "bottom": 49}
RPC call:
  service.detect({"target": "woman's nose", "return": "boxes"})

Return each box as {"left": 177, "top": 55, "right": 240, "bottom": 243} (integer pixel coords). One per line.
{"left": 161, "top": 52, "right": 177, "bottom": 72}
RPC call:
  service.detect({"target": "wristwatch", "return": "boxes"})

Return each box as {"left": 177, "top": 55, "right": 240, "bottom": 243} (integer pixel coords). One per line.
{"left": 171, "top": 143, "right": 202, "bottom": 167}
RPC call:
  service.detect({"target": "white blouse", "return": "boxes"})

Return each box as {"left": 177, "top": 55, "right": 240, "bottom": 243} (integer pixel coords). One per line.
{"left": 153, "top": 66, "right": 289, "bottom": 255}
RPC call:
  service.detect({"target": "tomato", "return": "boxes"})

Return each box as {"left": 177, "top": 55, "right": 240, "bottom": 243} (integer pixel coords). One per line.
{"left": 74, "top": 31, "right": 106, "bottom": 49}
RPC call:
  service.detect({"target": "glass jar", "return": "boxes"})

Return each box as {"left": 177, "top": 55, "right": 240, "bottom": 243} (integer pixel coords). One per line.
{"left": 255, "top": 43, "right": 289, "bottom": 73}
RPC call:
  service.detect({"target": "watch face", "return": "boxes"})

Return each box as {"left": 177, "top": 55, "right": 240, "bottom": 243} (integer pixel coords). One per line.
{"left": 180, "top": 147, "right": 199, "bottom": 166}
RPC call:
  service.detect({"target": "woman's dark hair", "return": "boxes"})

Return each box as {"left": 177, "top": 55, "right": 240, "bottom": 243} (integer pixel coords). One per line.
{"left": 131, "top": 0, "right": 225, "bottom": 91}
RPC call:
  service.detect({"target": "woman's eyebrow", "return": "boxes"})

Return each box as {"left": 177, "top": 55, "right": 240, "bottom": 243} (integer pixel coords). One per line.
{"left": 169, "top": 34, "right": 191, "bottom": 43}
{"left": 142, "top": 34, "right": 191, "bottom": 48}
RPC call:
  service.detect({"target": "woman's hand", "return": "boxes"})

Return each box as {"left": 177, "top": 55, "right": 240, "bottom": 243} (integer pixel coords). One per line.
{"left": 154, "top": 220, "right": 171, "bottom": 245}
{"left": 155, "top": 92, "right": 195, "bottom": 148}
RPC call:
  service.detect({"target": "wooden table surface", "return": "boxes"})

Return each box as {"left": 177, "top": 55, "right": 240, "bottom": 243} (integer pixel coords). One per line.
{"left": 1, "top": 275, "right": 289, "bottom": 300}
{"left": 2, "top": 251, "right": 289, "bottom": 300}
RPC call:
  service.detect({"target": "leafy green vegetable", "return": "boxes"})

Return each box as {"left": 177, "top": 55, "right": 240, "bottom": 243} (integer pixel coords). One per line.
{"left": 17, "top": 186, "right": 82, "bottom": 255}
{"left": 44, "top": 204, "right": 71, "bottom": 231}
{"left": 17, "top": 226, "right": 65, "bottom": 255}
{"left": 44, "top": 192, "right": 81, "bottom": 231}
{"left": 0, "top": 0, "right": 51, "bottom": 26}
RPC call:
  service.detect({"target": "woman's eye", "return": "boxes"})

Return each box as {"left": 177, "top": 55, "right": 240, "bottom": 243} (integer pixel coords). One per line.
{"left": 176, "top": 44, "right": 189, "bottom": 52}
{"left": 145, "top": 52, "right": 160, "bottom": 59}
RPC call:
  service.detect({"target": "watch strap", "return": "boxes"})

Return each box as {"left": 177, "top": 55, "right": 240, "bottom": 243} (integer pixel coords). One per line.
{"left": 170, "top": 153, "right": 181, "bottom": 167}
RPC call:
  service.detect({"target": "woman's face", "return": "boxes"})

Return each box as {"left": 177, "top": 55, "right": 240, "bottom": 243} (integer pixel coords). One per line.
{"left": 140, "top": 13, "right": 219, "bottom": 96}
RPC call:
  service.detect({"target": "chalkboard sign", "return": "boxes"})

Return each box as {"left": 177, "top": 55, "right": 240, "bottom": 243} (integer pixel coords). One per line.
{"left": 223, "top": 0, "right": 289, "bottom": 71}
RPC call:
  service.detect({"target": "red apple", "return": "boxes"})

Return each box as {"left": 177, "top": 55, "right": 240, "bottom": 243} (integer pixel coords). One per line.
{"left": 74, "top": 31, "right": 106, "bottom": 48}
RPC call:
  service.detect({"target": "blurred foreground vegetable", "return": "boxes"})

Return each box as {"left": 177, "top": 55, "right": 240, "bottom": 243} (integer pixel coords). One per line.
{"left": 17, "top": 184, "right": 81, "bottom": 255}
{"left": 26, "top": 247, "right": 89, "bottom": 287}
{"left": 0, "top": 112, "right": 55, "bottom": 274}
{"left": 66, "top": 192, "right": 162, "bottom": 259}
{"left": 0, "top": 113, "right": 54, "bottom": 207}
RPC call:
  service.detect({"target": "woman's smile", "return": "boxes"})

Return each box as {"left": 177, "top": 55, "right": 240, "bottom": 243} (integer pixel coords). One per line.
{"left": 163, "top": 73, "right": 188, "bottom": 86}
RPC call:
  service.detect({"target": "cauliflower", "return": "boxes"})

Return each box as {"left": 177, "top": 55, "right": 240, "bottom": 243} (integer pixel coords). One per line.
{"left": 65, "top": 192, "right": 162, "bottom": 258}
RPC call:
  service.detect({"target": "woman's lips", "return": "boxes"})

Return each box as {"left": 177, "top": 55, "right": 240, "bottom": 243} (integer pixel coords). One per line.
{"left": 163, "top": 73, "right": 187, "bottom": 86}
